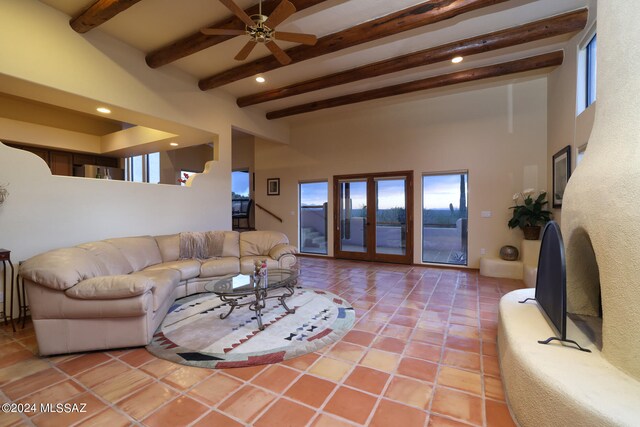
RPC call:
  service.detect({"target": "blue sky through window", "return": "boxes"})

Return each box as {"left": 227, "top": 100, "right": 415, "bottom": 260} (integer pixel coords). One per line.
{"left": 232, "top": 171, "right": 250, "bottom": 197}
{"left": 423, "top": 174, "right": 467, "bottom": 210}
{"left": 301, "top": 182, "right": 328, "bottom": 206}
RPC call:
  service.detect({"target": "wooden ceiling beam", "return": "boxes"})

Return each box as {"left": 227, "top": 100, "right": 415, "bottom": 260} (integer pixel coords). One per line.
{"left": 70, "top": 0, "right": 143, "bottom": 33}
{"left": 239, "top": 9, "right": 587, "bottom": 107}
{"left": 146, "top": 0, "right": 328, "bottom": 69}
{"left": 199, "top": 0, "right": 510, "bottom": 90}
{"left": 265, "top": 50, "right": 564, "bottom": 119}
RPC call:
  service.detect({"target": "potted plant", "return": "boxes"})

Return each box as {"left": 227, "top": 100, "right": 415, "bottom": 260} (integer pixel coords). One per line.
{"left": 508, "top": 189, "right": 552, "bottom": 240}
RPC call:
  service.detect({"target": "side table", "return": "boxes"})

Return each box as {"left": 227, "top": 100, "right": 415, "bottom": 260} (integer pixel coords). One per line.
{"left": 0, "top": 249, "right": 15, "bottom": 332}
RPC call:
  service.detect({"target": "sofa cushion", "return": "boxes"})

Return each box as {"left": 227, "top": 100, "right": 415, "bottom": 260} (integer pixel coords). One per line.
{"left": 221, "top": 231, "right": 240, "bottom": 258}
{"left": 105, "top": 236, "right": 162, "bottom": 271}
{"left": 65, "top": 275, "right": 154, "bottom": 300}
{"left": 200, "top": 257, "right": 240, "bottom": 278}
{"left": 155, "top": 234, "right": 179, "bottom": 262}
{"left": 240, "top": 256, "right": 280, "bottom": 275}
{"left": 240, "top": 231, "right": 289, "bottom": 257}
{"left": 144, "top": 259, "right": 201, "bottom": 281}
{"left": 26, "top": 281, "right": 151, "bottom": 319}
{"left": 19, "top": 247, "right": 105, "bottom": 291}
{"left": 132, "top": 269, "right": 180, "bottom": 311}
{"left": 269, "top": 243, "right": 298, "bottom": 260}
{"left": 76, "top": 241, "right": 134, "bottom": 276}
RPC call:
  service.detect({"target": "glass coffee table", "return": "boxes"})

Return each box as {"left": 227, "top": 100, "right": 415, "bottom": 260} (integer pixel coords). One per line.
{"left": 204, "top": 269, "right": 298, "bottom": 330}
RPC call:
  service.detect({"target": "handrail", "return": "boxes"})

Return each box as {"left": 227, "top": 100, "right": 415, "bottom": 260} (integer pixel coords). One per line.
{"left": 256, "top": 203, "right": 283, "bottom": 223}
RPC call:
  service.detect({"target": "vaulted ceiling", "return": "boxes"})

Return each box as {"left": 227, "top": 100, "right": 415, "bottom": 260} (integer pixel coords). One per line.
{"left": 38, "top": 0, "right": 589, "bottom": 121}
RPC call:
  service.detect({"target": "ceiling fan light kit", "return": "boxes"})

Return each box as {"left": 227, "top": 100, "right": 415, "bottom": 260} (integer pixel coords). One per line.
{"left": 201, "top": 0, "right": 317, "bottom": 65}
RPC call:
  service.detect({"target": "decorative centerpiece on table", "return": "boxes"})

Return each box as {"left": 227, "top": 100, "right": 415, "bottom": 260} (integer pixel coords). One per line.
{"left": 508, "top": 189, "right": 552, "bottom": 240}
{"left": 254, "top": 259, "right": 268, "bottom": 288}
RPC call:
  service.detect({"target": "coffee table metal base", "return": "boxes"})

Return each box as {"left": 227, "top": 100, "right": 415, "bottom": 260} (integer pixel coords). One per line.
{"left": 218, "top": 282, "right": 296, "bottom": 330}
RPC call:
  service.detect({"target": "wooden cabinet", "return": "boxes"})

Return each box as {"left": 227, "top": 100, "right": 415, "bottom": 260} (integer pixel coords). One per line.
{"left": 6, "top": 143, "right": 120, "bottom": 176}
{"left": 72, "top": 153, "right": 96, "bottom": 166}
{"left": 96, "top": 156, "right": 119, "bottom": 168}
{"left": 49, "top": 151, "right": 73, "bottom": 176}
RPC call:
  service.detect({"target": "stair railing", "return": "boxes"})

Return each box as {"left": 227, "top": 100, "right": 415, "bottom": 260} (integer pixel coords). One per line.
{"left": 256, "top": 203, "right": 283, "bottom": 223}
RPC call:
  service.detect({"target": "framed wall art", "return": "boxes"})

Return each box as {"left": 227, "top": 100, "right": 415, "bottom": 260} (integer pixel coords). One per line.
{"left": 552, "top": 145, "right": 571, "bottom": 208}
{"left": 267, "top": 178, "right": 280, "bottom": 196}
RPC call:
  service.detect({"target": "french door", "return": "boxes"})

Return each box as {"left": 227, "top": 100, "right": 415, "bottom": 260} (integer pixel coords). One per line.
{"left": 333, "top": 171, "right": 413, "bottom": 264}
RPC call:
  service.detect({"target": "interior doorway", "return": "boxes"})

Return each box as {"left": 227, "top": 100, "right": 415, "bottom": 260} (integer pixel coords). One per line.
{"left": 333, "top": 171, "right": 413, "bottom": 264}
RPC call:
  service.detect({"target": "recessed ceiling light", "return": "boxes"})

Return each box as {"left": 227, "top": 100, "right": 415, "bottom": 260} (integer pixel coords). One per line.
{"left": 255, "top": 76, "right": 266, "bottom": 83}
{"left": 96, "top": 107, "right": 111, "bottom": 114}
{"left": 170, "top": 142, "right": 179, "bottom": 147}
{"left": 451, "top": 56, "right": 463, "bottom": 64}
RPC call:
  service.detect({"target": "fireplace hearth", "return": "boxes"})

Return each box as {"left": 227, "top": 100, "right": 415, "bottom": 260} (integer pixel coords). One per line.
{"left": 498, "top": 1, "right": 640, "bottom": 425}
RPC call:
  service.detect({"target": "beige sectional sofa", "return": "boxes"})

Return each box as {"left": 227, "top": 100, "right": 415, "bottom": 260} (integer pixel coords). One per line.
{"left": 20, "top": 230, "right": 297, "bottom": 356}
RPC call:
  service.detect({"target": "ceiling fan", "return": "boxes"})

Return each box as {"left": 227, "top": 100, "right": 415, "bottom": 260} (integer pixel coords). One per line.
{"left": 201, "top": 0, "right": 318, "bottom": 65}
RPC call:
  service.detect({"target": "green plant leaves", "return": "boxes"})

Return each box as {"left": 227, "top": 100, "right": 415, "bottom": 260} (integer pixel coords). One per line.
{"left": 508, "top": 192, "right": 552, "bottom": 229}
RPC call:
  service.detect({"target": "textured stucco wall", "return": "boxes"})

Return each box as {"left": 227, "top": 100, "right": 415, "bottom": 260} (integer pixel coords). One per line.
{"left": 562, "top": 0, "right": 640, "bottom": 380}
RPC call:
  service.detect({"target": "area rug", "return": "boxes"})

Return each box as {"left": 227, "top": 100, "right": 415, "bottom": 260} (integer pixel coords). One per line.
{"left": 147, "top": 288, "right": 355, "bottom": 368}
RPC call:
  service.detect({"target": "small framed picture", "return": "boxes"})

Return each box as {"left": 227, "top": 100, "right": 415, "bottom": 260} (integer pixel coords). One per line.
{"left": 267, "top": 178, "right": 280, "bottom": 196}
{"left": 552, "top": 145, "right": 572, "bottom": 208}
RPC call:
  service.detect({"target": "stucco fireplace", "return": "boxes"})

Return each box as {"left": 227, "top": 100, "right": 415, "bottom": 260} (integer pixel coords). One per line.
{"left": 498, "top": 1, "right": 640, "bottom": 426}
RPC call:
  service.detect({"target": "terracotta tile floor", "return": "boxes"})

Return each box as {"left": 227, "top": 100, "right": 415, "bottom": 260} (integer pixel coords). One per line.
{"left": 0, "top": 257, "right": 523, "bottom": 426}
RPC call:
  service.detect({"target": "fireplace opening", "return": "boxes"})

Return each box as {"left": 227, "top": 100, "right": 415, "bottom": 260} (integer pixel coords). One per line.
{"left": 565, "top": 226, "right": 602, "bottom": 349}
{"left": 566, "top": 227, "right": 601, "bottom": 316}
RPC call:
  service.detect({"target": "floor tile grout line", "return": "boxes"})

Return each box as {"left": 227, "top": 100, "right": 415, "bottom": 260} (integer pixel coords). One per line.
{"left": 477, "top": 272, "right": 489, "bottom": 427}
{"left": 360, "top": 268, "right": 434, "bottom": 427}
{"left": 303, "top": 269, "right": 426, "bottom": 426}
{"left": 424, "top": 270, "right": 456, "bottom": 425}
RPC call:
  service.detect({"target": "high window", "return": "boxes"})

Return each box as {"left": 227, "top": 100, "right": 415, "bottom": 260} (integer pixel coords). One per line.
{"left": 299, "top": 181, "right": 328, "bottom": 255}
{"left": 422, "top": 172, "right": 468, "bottom": 266}
{"left": 577, "top": 31, "right": 597, "bottom": 114}
{"left": 125, "top": 153, "right": 160, "bottom": 183}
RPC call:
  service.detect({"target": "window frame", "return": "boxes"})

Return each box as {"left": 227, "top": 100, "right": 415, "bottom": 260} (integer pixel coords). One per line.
{"left": 421, "top": 170, "right": 469, "bottom": 266}
{"left": 577, "top": 25, "right": 597, "bottom": 115}
{"left": 125, "top": 152, "right": 160, "bottom": 184}
{"left": 299, "top": 180, "right": 329, "bottom": 256}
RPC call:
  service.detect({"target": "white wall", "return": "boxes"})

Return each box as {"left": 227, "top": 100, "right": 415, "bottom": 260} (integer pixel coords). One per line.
{"left": 254, "top": 77, "right": 549, "bottom": 268}
{"left": 547, "top": 0, "right": 597, "bottom": 224}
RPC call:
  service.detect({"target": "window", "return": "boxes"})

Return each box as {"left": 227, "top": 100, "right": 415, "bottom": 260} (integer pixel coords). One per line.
{"left": 232, "top": 170, "right": 250, "bottom": 199}
{"left": 148, "top": 152, "right": 160, "bottom": 184}
{"left": 422, "top": 172, "right": 468, "bottom": 266}
{"left": 299, "top": 181, "right": 328, "bottom": 255}
{"left": 125, "top": 153, "right": 160, "bottom": 183}
{"left": 586, "top": 34, "right": 597, "bottom": 107}
{"left": 577, "top": 31, "right": 597, "bottom": 114}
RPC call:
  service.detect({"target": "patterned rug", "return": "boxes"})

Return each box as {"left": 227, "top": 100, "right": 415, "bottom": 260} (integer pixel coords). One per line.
{"left": 147, "top": 288, "right": 355, "bottom": 368}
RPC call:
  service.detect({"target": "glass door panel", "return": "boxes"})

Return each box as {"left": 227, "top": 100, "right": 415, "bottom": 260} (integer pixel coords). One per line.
{"left": 339, "top": 179, "right": 368, "bottom": 254}
{"left": 422, "top": 172, "right": 468, "bottom": 265}
{"left": 375, "top": 178, "right": 407, "bottom": 256}
{"left": 334, "top": 171, "right": 413, "bottom": 264}
{"left": 299, "top": 182, "right": 328, "bottom": 255}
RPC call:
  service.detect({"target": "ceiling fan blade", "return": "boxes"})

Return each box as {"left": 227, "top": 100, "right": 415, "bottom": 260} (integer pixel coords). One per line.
{"left": 264, "top": 0, "right": 296, "bottom": 29}
{"left": 265, "top": 41, "right": 292, "bottom": 65}
{"left": 201, "top": 28, "right": 246, "bottom": 36}
{"left": 274, "top": 31, "right": 317, "bottom": 46}
{"left": 235, "top": 40, "right": 257, "bottom": 61}
{"left": 219, "top": 0, "right": 255, "bottom": 28}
